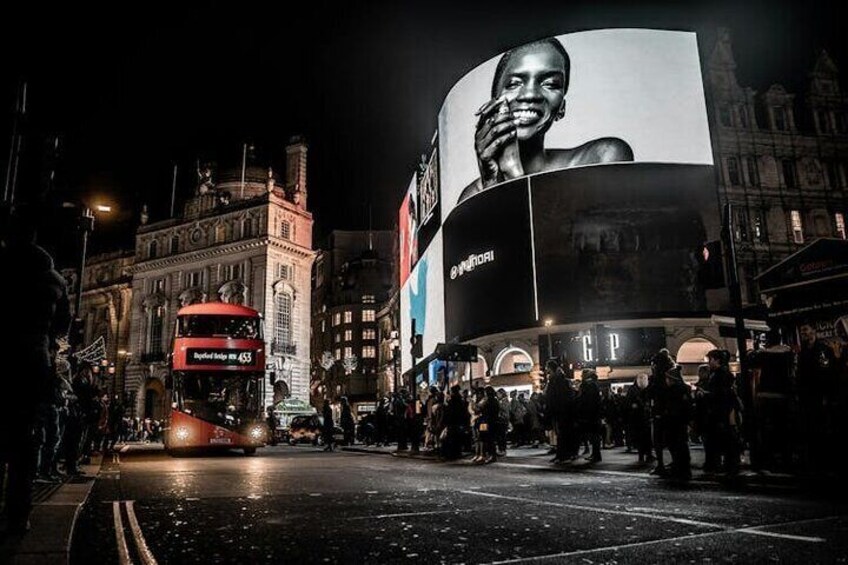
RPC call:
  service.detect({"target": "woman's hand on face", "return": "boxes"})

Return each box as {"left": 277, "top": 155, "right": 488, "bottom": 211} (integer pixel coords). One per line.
{"left": 475, "top": 97, "right": 516, "bottom": 187}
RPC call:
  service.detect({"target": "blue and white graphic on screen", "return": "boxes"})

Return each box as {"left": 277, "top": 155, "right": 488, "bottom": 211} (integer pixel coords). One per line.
{"left": 409, "top": 255, "right": 428, "bottom": 337}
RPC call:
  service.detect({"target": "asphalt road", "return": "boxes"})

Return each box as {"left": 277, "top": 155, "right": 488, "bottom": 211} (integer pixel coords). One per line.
{"left": 70, "top": 445, "right": 848, "bottom": 564}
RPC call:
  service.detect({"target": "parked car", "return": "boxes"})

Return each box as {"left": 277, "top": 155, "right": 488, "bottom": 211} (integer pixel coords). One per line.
{"left": 288, "top": 415, "right": 344, "bottom": 445}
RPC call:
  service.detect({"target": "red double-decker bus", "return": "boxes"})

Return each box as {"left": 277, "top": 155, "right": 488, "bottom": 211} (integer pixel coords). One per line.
{"left": 164, "top": 303, "right": 268, "bottom": 455}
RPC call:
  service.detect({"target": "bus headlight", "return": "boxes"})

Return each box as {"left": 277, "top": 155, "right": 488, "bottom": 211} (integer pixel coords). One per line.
{"left": 249, "top": 426, "right": 265, "bottom": 440}
{"left": 174, "top": 426, "right": 190, "bottom": 441}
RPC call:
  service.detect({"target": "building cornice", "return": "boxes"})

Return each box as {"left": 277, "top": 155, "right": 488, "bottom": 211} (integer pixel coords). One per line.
{"left": 130, "top": 236, "right": 315, "bottom": 274}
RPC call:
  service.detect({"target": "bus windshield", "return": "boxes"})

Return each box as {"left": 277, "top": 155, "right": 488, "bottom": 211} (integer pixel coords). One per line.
{"left": 176, "top": 315, "right": 262, "bottom": 339}
{"left": 177, "top": 373, "right": 262, "bottom": 428}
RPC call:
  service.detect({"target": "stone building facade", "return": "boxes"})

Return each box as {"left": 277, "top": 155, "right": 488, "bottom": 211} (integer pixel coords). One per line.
{"left": 706, "top": 28, "right": 848, "bottom": 304}
{"left": 310, "top": 230, "right": 395, "bottom": 410}
{"left": 64, "top": 250, "right": 134, "bottom": 398}
{"left": 124, "top": 140, "right": 315, "bottom": 419}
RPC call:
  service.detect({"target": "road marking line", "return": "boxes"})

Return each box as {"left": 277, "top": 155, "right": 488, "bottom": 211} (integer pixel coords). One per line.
{"left": 112, "top": 501, "right": 133, "bottom": 565}
{"left": 481, "top": 515, "right": 841, "bottom": 563}
{"left": 349, "top": 509, "right": 476, "bottom": 520}
{"left": 458, "top": 490, "right": 723, "bottom": 529}
{"left": 735, "top": 528, "right": 825, "bottom": 543}
{"left": 126, "top": 501, "right": 158, "bottom": 565}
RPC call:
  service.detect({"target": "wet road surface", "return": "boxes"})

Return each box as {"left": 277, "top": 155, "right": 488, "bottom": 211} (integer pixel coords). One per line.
{"left": 70, "top": 445, "right": 848, "bottom": 564}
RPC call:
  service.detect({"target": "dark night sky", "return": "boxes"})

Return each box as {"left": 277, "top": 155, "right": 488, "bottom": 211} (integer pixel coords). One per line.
{"left": 1, "top": 1, "right": 845, "bottom": 261}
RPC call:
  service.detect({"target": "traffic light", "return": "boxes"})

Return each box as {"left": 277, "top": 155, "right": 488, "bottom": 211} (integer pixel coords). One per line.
{"left": 697, "top": 240, "right": 726, "bottom": 289}
{"left": 434, "top": 343, "right": 478, "bottom": 362}
{"left": 411, "top": 334, "right": 423, "bottom": 359}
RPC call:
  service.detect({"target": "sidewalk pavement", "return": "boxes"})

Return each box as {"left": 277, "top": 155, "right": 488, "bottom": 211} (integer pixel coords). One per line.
{"left": 1, "top": 454, "right": 103, "bottom": 565}
{"left": 341, "top": 443, "right": 801, "bottom": 488}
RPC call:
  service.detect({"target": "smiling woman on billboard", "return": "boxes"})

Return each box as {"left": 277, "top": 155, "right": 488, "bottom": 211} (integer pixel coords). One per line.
{"left": 460, "top": 37, "right": 633, "bottom": 203}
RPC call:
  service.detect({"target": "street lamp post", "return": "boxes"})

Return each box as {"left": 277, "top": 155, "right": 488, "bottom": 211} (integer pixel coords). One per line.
{"left": 74, "top": 207, "right": 95, "bottom": 318}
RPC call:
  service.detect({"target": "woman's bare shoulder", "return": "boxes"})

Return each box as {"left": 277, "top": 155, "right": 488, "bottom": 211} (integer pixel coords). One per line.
{"left": 548, "top": 137, "right": 634, "bottom": 168}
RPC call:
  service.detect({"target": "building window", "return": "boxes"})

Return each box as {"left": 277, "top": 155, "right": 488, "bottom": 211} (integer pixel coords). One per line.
{"left": 825, "top": 160, "right": 843, "bottom": 189}
{"left": 148, "top": 240, "right": 159, "bottom": 259}
{"left": 727, "top": 157, "right": 741, "bottom": 185}
{"left": 790, "top": 210, "right": 804, "bottom": 244}
{"left": 152, "top": 278, "right": 166, "bottom": 293}
{"left": 332, "top": 312, "right": 341, "bottom": 326}
{"left": 817, "top": 109, "right": 832, "bottom": 134}
{"left": 733, "top": 207, "right": 749, "bottom": 241}
{"left": 719, "top": 105, "right": 733, "bottom": 127}
{"left": 274, "top": 293, "right": 293, "bottom": 351}
{"left": 738, "top": 105, "right": 749, "bottom": 128}
{"left": 187, "top": 270, "right": 203, "bottom": 288}
{"left": 745, "top": 157, "right": 759, "bottom": 186}
{"left": 752, "top": 210, "right": 769, "bottom": 243}
{"left": 773, "top": 106, "right": 787, "bottom": 131}
{"left": 226, "top": 263, "right": 242, "bottom": 281}
{"left": 836, "top": 212, "right": 847, "bottom": 240}
{"left": 362, "top": 309, "right": 375, "bottom": 322}
{"left": 334, "top": 333, "right": 341, "bottom": 344}
{"left": 169, "top": 235, "right": 179, "bottom": 255}
{"left": 276, "top": 263, "right": 292, "bottom": 281}
{"left": 241, "top": 218, "right": 254, "bottom": 239}
{"left": 362, "top": 345, "right": 376, "bottom": 359}
{"left": 344, "top": 346, "right": 353, "bottom": 359}
{"left": 361, "top": 294, "right": 375, "bottom": 304}
{"left": 321, "top": 319, "right": 325, "bottom": 333}
{"left": 782, "top": 160, "right": 797, "bottom": 189}
{"left": 344, "top": 329, "right": 352, "bottom": 342}
{"left": 148, "top": 305, "right": 164, "bottom": 354}
{"left": 280, "top": 220, "right": 291, "bottom": 240}
{"left": 362, "top": 328, "right": 376, "bottom": 340}
{"left": 344, "top": 311, "right": 353, "bottom": 324}
{"left": 334, "top": 348, "right": 341, "bottom": 361}
{"left": 836, "top": 112, "right": 848, "bottom": 134}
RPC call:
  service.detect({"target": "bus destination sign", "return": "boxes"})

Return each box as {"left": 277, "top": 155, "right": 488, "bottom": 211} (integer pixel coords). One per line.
{"left": 186, "top": 348, "right": 256, "bottom": 366}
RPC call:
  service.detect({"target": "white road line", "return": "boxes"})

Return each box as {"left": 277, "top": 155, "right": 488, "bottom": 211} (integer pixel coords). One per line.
{"left": 484, "top": 515, "right": 841, "bottom": 564}
{"left": 459, "top": 490, "right": 723, "bottom": 529}
{"left": 348, "top": 509, "right": 476, "bottom": 520}
{"left": 112, "top": 501, "right": 133, "bottom": 565}
{"left": 735, "top": 528, "right": 826, "bottom": 543}
{"left": 125, "top": 501, "right": 158, "bottom": 565}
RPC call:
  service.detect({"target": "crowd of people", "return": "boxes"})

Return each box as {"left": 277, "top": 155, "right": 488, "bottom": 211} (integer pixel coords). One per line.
{"left": 322, "top": 343, "right": 843, "bottom": 482}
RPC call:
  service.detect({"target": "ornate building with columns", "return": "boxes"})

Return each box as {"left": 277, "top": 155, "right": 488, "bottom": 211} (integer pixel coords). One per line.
{"left": 124, "top": 139, "right": 315, "bottom": 419}
{"left": 63, "top": 250, "right": 134, "bottom": 397}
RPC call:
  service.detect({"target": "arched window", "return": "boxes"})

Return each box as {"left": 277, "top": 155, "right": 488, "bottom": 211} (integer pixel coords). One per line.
{"left": 274, "top": 292, "right": 293, "bottom": 353}
{"left": 148, "top": 240, "right": 159, "bottom": 259}
{"left": 493, "top": 347, "right": 533, "bottom": 375}
{"left": 242, "top": 218, "right": 254, "bottom": 239}
{"left": 169, "top": 235, "right": 180, "bottom": 255}
{"left": 280, "top": 220, "right": 291, "bottom": 240}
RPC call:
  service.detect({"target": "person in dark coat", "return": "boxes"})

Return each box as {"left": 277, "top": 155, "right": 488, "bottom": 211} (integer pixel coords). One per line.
{"left": 578, "top": 370, "right": 603, "bottom": 462}
{"left": 340, "top": 397, "right": 355, "bottom": 446}
{"left": 0, "top": 203, "right": 70, "bottom": 534}
{"left": 647, "top": 349, "right": 676, "bottom": 475}
{"left": 700, "top": 350, "right": 740, "bottom": 475}
{"left": 476, "top": 386, "right": 501, "bottom": 463}
{"left": 321, "top": 400, "right": 335, "bottom": 452}
{"left": 626, "top": 374, "right": 653, "bottom": 463}
{"left": 662, "top": 366, "right": 693, "bottom": 480}
{"left": 544, "top": 360, "right": 577, "bottom": 463}
{"left": 442, "top": 385, "right": 467, "bottom": 460}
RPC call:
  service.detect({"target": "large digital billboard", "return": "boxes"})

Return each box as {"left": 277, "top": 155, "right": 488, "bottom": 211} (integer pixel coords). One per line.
{"left": 438, "top": 29, "right": 713, "bottom": 220}
{"left": 400, "top": 230, "right": 445, "bottom": 373}
{"left": 400, "top": 28, "right": 719, "bottom": 359}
